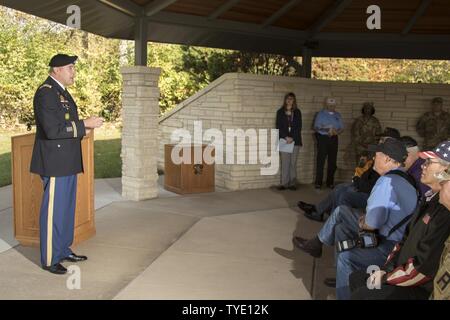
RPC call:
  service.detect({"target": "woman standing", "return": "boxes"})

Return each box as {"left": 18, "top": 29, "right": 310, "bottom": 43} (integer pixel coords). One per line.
{"left": 276, "top": 92, "right": 302, "bottom": 190}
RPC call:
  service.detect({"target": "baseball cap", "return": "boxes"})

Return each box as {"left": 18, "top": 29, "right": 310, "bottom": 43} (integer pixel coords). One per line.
{"left": 399, "top": 136, "right": 418, "bottom": 149}
{"left": 325, "top": 97, "right": 336, "bottom": 105}
{"left": 368, "top": 138, "right": 408, "bottom": 163}
{"left": 376, "top": 127, "right": 401, "bottom": 139}
{"left": 419, "top": 141, "right": 450, "bottom": 162}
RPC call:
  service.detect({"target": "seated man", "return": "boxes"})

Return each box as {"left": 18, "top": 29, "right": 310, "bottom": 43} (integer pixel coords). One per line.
{"left": 299, "top": 161, "right": 379, "bottom": 222}
{"left": 350, "top": 142, "right": 450, "bottom": 299}
{"left": 298, "top": 129, "right": 401, "bottom": 222}
{"left": 293, "top": 138, "right": 418, "bottom": 299}
{"left": 400, "top": 136, "right": 430, "bottom": 197}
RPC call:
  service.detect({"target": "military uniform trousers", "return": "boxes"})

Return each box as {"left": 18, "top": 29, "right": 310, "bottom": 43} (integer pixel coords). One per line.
{"left": 39, "top": 175, "right": 77, "bottom": 267}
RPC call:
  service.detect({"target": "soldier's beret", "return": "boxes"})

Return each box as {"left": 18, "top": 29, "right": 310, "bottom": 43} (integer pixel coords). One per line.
{"left": 48, "top": 54, "right": 78, "bottom": 67}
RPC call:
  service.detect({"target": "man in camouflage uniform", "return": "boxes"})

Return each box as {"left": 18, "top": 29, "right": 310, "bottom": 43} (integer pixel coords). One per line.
{"left": 350, "top": 102, "right": 382, "bottom": 164}
{"left": 416, "top": 97, "right": 450, "bottom": 151}
{"left": 434, "top": 236, "right": 450, "bottom": 299}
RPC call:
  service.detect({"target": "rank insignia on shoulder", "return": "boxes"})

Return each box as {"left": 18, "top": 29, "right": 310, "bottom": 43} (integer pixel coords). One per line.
{"left": 39, "top": 84, "right": 52, "bottom": 90}
{"left": 65, "top": 113, "right": 70, "bottom": 120}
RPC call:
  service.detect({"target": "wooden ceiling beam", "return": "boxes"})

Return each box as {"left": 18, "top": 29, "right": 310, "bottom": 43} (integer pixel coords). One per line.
{"left": 402, "top": 0, "right": 432, "bottom": 35}
{"left": 261, "top": 0, "right": 303, "bottom": 28}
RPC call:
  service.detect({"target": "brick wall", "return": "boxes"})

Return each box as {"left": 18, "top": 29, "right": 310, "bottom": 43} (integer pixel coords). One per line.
{"left": 158, "top": 73, "right": 450, "bottom": 190}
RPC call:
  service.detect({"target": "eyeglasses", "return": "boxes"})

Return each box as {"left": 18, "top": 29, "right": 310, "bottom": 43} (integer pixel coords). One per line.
{"left": 423, "top": 158, "right": 442, "bottom": 167}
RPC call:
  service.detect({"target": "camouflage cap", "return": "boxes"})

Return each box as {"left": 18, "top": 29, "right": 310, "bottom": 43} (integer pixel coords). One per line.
{"left": 432, "top": 97, "right": 443, "bottom": 104}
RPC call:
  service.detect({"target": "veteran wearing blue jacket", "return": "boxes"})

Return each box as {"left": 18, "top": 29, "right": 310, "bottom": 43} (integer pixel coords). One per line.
{"left": 313, "top": 97, "right": 344, "bottom": 189}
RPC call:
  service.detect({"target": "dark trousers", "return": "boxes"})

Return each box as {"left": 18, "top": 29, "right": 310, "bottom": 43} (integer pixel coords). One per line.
{"left": 349, "top": 270, "right": 431, "bottom": 300}
{"left": 39, "top": 175, "right": 77, "bottom": 267}
{"left": 315, "top": 133, "right": 338, "bottom": 186}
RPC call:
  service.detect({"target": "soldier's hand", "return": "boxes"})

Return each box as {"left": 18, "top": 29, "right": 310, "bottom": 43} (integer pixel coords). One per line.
{"left": 84, "top": 116, "right": 104, "bottom": 129}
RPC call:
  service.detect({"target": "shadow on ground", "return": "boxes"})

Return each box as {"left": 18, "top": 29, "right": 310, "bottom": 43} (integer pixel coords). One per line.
{"left": 270, "top": 183, "right": 337, "bottom": 299}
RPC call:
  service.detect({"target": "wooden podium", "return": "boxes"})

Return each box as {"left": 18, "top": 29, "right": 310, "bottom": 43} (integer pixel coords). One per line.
{"left": 11, "top": 132, "right": 96, "bottom": 247}
{"left": 164, "top": 144, "right": 215, "bottom": 194}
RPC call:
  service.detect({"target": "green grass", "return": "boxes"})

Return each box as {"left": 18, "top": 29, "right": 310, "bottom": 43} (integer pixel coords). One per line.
{"left": 0, "top": 125, "right": 122, "bottom": 187}
{"left": 0, "top": 131, "right": 11, "bottom": 187}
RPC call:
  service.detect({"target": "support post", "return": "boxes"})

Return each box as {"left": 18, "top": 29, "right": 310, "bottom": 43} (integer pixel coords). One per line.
{"left": 120, "top": 67, "right": 161, "bottom": 201}
{"left": 134, "top": 16, "right": 148, "bottom": 66}
{"left": 301, "top": 46, "right": 312, "bottom": 78}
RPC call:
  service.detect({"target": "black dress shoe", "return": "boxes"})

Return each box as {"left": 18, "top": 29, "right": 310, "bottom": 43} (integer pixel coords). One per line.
{"left": 62, "top": 253, "right": 88, "bottom": 262}
{"left": 288, "top": 185, "right": 297, "bottom": 191}
{"left": 297, "top": 201, "right": 315, "bottom": 212}
{"left": 43, "top": 263, "right": 67, "bottom": 275}
{"left": 277, "top": 185, "right": 287, "bottom": 191}
{"left": 304, "top": 211, "right": 324, "bottom": 222}
{"left": 292, "top": 236, "right": 323, "bottom": 258}
{"left": 315, "top": 184, "right": 322, "bottom": 189}
{"left": 324, "top": 277, "right": 336, "bottom": 287}
{"left": 327, "top": 184, "right": 335, "bottom": 189}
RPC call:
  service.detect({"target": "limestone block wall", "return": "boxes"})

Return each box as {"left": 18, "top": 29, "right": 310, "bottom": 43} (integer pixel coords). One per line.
{"left": 158, "top": 73, "right": 450, "bottom": 191}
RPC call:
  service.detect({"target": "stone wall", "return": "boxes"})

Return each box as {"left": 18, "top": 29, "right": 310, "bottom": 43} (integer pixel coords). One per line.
{"left": 158, "top": 73, "right": 450, "bottom": 190}
{"left": 121, "top": 66, "right": 161, "bottom": 200}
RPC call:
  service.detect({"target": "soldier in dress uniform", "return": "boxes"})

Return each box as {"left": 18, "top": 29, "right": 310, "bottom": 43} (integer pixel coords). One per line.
{"left": 30, "top": 53, "right": 103, "bottom": 274}
{"left": 350, "top": 102, "right": 382, "bottom": 164}
{"left": 416, "top": 97, "right": 450, "bottom": 151}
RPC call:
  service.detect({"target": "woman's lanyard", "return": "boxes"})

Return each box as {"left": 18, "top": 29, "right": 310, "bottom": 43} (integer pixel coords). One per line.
{"left": 286, "top": 112, "right": 294, "bottom": 133}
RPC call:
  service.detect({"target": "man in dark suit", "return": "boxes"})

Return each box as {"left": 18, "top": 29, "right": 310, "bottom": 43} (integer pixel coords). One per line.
{"left": 30, "top": 53, "right": 103, "bottom": 274}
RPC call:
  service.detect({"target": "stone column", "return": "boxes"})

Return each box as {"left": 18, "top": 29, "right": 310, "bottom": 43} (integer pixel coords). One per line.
{"left": 120, "top": 66, "right": 161, "bottom": 201}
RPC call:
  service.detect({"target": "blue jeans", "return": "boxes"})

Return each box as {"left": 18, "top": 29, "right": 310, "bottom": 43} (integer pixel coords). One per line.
{"left": 338, "top": 190, "right": 369, "bottom": 210}
{"left": 315, "top": 183, "right": 369, "bottom": 217}
{"left": 318, "top": 205, "right": 395, "bottom": 300}
{"left": 315, "top": 183, "right": 355, "bottom": 215}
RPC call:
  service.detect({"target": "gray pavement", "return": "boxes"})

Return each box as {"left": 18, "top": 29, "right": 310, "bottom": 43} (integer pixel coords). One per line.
{"left": 0, "top": 177, "right": 335, "bottom": 300}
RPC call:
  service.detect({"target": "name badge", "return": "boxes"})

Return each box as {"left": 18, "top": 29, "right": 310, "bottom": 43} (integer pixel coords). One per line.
{"left": 65, "top": 113, "right": 70, "bottom": 120}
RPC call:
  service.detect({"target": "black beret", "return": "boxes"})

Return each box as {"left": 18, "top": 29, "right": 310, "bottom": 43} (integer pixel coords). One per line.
{"left": 49, "top": 54, "right": 78, "bottom": 67}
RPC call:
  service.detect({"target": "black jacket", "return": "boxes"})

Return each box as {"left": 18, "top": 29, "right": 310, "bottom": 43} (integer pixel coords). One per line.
{"left": 276, "top": 107, "right": 302, "bottom": 146}
{"left": 30, "top": 77, "right": 86, "bottom": 177}
{"left": 352, "top": 166, "right": 380, "bottom": 194}
{"left": 383, "top": 194, "right": 450, "bottom": 293}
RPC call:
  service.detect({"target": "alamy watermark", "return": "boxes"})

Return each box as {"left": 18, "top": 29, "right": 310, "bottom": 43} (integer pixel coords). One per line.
{"left": 170, "top": 121, "right": 280, "bottom": 175}
{"left": 66, "top": 265, "right": 81, "bottom": 290}
{"left": 366, "top": 265, "right": 382, "bottom": 290}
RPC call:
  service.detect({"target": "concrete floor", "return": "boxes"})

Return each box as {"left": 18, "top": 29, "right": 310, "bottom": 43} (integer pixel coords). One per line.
{"left": 0, "top": 177, "right": 335, "bottom": 300}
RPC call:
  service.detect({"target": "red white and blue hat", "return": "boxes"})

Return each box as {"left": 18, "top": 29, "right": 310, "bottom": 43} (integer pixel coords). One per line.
{"left": 419, "top": 141, "right": 450, "bottom": 161}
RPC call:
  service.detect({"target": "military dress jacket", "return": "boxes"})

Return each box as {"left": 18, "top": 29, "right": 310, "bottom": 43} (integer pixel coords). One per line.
{"left": 30, "top": 77, "right": 86, "bottom": 177}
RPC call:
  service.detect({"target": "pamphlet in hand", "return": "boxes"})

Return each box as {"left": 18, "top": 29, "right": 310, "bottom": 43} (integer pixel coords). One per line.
{"left": 279, "top": 138, "right": 295, "bottom": 153}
